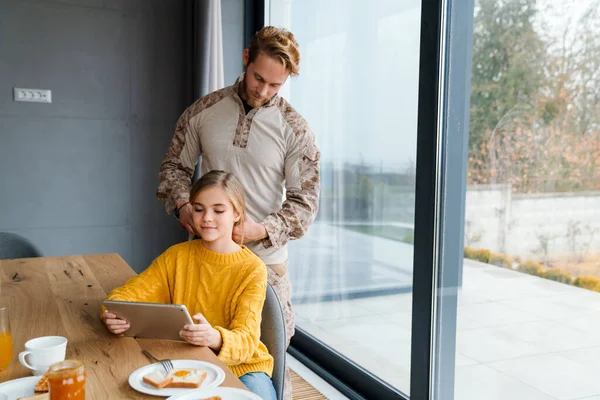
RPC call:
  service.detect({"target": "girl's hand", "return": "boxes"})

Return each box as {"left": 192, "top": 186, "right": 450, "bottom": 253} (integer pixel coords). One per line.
{"left": 180, "top": 313, "right": 222, "bottom": 351}
{"left": 102, "top": 310, "right": 130, "bottom": 335}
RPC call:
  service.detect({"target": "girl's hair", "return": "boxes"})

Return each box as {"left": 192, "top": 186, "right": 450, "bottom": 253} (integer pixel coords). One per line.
{"left": 189, "top": 170, "right": 246, "bottom": 242}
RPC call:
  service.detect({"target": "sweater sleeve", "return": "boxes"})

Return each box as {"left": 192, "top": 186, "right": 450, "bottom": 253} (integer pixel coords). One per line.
{"left": 214, "top": 266, "right": 267, "bottom": 365}
{"left": 104, "top": 254, "right": 172, "bottom": 305}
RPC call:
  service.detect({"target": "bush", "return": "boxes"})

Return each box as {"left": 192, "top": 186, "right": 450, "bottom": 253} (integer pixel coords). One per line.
{"left": 463, "top": 246, "right": 476, "bottom": 259}
{"left": 514, "top": 256, "right": 522, "bottom": 264}
{"left": 470, "top": 249, "right": 491, "bottom": 263}
{"left": 517, "top": 260, "right": 543, "bottom": 276}
{"left": 574, "top": 276, "right": 600, "bottom": 292}
{"left": 543, "top": 268, "right": 573, "bottom": 284}
{"left": 463, "top": 247, "right": 491, "bottom": 263}
{"left": 489, "top": 252, "right": 514, "bottom": 269}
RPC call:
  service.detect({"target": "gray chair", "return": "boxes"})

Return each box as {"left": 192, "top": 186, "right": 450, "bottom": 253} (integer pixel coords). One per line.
{"left": 261, "top": 283, "right": 286, "bottom": 400}
{"left": 0, "top": 232, "right": 43, "bottom": 259}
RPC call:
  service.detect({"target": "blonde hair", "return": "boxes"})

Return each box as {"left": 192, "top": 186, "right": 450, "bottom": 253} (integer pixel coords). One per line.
{"left": 248, "top": 26, "right": 300, "bottom": 76}
{"left": 189, "top": 170, "right": 246, "bottom": 242}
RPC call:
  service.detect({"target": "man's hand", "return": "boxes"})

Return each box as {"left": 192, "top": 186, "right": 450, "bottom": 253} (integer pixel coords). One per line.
{"left": 232, "top": 214, "right": 268, "bottom": 244}
{"left": 176, "top": 201, "right": 195, "bottom": 236}
{"left": 179, "top": 313, "right": 222, "bottom": 351}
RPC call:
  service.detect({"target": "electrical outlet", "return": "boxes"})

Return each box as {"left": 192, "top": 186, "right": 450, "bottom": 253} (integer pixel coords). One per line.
{"left": 13, "top": 88, "right": 52, "bottom": 103}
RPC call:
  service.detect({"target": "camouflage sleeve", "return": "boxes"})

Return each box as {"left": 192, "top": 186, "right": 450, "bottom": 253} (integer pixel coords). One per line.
{"left": 261, "top": 126, "right": 320, "bottom": 248}
{"left": 156, "top": 104, "right": 203, "bottom": 214}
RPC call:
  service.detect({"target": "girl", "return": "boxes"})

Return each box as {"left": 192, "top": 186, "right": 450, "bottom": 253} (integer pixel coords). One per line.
{"left": 102, "top": 170, "right": 277, "bottom": 400}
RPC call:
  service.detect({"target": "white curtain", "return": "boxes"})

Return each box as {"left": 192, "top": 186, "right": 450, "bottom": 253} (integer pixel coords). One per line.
{"left": 191, "top": 0, "right": 225, "bottom": 187}
{"left": 196, "top": 0, "right": 225, "bottom": 96}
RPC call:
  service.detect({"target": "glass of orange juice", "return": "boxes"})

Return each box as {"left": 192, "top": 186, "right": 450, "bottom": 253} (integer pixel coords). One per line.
{"left": 0, "top": 306, "right": 12, "bottom": 373}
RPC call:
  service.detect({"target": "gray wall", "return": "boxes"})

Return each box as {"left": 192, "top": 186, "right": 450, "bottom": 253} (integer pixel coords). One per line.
{"left": 0, "top": 0, "right": 192, "bottom": 271}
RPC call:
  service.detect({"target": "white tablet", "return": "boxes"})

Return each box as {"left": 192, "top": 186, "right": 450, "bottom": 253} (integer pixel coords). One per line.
{"left": 103, "top": 300, "right": 194, "bottom": 341}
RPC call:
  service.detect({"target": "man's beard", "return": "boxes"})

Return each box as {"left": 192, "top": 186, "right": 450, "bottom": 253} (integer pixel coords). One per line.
{"left": 241, "top": 76, "right": 268, "bottom": 108}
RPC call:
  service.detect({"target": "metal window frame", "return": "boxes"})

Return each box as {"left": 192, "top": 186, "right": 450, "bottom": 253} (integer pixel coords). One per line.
{"left": 430, "top": 1, "right": 474, "bottom": 398}
{"left": 409, "top": 0, "right": 447, "bottom": 397}
{"left": 244, "top": 0, "right": 265, "bottom": 48}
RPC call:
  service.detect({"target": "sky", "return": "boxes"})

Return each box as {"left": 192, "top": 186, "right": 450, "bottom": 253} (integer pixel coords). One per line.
{"left": 536, "top": 0, "right": 599, "bottom": 52}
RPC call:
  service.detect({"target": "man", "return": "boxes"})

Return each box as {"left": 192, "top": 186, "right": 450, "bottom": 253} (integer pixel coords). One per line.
{"left": 156, "top": 26, "right": 320, "bottom": 399}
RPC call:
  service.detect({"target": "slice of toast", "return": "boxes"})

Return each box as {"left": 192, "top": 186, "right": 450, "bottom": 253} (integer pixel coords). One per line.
{"left": 34, "top": 371, "right": 50, "bottom": 393}
{"left": 166, "top": 368, "right": 208, "bottom": 389}
{"left": 142, "top": 369, "right": 172, "bottom": 389}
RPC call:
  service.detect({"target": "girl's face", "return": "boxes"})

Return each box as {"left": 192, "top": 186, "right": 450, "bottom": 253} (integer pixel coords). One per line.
{"left": 191, "top": 186, "right": 241, "bottom": 245}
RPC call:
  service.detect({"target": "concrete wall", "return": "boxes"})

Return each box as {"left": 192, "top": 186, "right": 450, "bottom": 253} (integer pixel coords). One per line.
{"left": 465, "top": 185, "right": 600, "bottom": 260}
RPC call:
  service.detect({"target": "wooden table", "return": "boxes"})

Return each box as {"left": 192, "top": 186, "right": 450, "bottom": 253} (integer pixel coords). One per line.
{"left": 0, "top": 254, "right": 247, "bottom": 398}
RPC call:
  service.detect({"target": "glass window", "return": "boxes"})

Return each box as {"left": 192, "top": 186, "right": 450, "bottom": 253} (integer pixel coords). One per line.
{"left": 268, "top": 0, "right": 422, "bottom": 395}
{"left": 447, "top": 0, "right": 600, "bottom": 399}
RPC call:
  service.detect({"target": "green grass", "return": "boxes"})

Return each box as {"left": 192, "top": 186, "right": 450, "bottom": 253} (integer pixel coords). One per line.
{"left": 341, "top": 224, "right": 414, "bottom": 244}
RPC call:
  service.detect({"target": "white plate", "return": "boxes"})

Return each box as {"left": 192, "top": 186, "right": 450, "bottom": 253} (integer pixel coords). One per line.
{"left": 0, "top": 376, "right": 40, "bottom": 400}
{"left": 129, "top": 360, "right": 225, "bottom": 397}
{"left": 166, "top": 387, "right": 263, "bottom": 400}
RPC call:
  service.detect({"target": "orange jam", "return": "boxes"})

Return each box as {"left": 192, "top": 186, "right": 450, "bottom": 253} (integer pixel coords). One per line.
{"left": 48, "top": 359, "right": 86, "bottom": 400}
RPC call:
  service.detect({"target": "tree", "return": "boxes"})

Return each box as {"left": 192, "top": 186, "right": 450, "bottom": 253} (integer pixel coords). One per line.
{"left": 468, "top": 0, "right": 547, "bottom": 183}
{"left": 468, "top": 0, "right": 600, "bottom": 192}
{"left": 485, "top": 120, "right": 600, "bottom": 193}
{"left": 540, "top": 0, "right": 600, "bottom": 135}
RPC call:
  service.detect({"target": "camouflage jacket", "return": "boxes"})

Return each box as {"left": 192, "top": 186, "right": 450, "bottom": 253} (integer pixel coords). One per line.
{"left": 156, "top": 75, "right": 320, "bottom": 265}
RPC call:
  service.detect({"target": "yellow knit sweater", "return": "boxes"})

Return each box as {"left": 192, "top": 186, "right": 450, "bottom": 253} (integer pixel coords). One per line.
{"left": 104, "top": 240, "right": 274, "bottom": 377}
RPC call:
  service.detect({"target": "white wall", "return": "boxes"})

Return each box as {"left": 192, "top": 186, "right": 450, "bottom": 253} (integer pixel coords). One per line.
{"left": 465, "top": 185, "right": 600, "bottom": 260}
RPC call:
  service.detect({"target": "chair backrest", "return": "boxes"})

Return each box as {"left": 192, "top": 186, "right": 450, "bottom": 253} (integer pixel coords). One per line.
{"left": 261, "top": 283, "right": 286, "bottom": 400}
{"left": 0, "top": 233, "right": 43, "bottom": 260}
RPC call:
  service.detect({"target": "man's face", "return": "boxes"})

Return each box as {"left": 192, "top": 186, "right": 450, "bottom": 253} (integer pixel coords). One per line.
{"left": 242, "top": 50, "right": 289, "bottom": 108}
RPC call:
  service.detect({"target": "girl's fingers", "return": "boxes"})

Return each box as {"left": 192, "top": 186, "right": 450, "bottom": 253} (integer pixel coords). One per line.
{"left": 103, "top": 311, "right": 117, "bottom": 319}
{"left": 102, "top": 311, "right": 129, "bottom": 335}
{"left": 183, "top": 324, "right": 210, "bottom": 332}
{"left": 180, "top": 330, "right": 206, "bottom": 340}
{"left": 112, "top": 324, "right": 130, "bottom": 334}
{"left": 106, "top": 318, "right": 129, "bottom": 325}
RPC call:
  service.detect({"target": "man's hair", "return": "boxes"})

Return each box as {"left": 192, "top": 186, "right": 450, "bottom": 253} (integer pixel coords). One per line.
{"left": 248, "top": 26, "right": 300, "bottom": 76}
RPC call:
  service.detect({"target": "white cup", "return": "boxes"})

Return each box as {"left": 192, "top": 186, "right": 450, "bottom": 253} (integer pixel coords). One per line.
{"left": 18, "top": 336, "right": 67, "bottom": 376}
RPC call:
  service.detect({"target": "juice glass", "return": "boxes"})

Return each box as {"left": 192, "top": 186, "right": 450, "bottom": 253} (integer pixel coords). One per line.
{"left": 48, "top": 359, "right": 86, "bottom": 400}
{"left": 0, "top": 306, "right": 12, "bottom": 373}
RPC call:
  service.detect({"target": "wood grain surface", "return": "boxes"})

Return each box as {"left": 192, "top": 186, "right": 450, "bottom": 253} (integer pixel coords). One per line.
{"left": 0, "top": 254, "right": 247, "bottom": 398}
